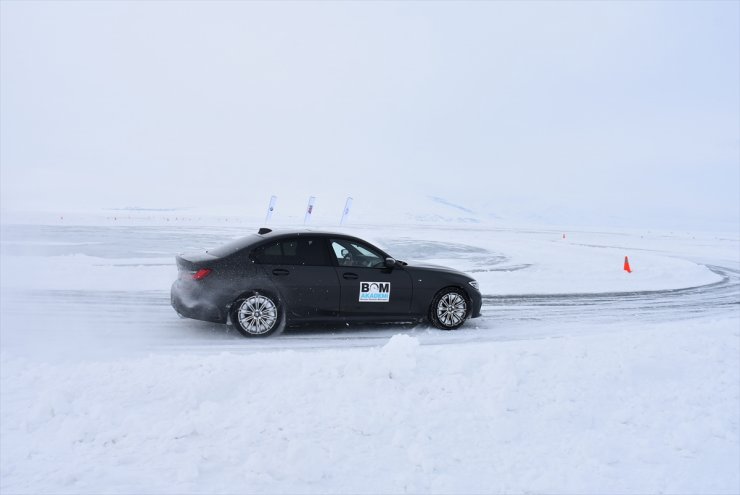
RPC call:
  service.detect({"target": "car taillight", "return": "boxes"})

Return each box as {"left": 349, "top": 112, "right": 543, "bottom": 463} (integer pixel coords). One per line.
{"left": 192, "top": 268, "right": 212, "bottom": 280}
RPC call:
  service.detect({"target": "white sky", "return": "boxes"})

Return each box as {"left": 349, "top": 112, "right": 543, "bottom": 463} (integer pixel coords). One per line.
{"left": 1, "top": 1, "right": 738, "bottom": 228}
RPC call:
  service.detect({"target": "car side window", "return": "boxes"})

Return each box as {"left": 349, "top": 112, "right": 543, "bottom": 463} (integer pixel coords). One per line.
{"left": 295, "top": 238, "right": 331, "bottom": 266}
{"left": 252, "top": 238, "right": 331, "bottom": 266}
{"left": 330, "top": 239, "right": 385, "bottom": 268}
{"left": 252, "top": 241, "right": 283, "bottom": 265}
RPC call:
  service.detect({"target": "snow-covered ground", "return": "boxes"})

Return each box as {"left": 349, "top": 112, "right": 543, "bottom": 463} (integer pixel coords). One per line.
{"left": 1, "top": 219, "right": 738, "bottom": 494}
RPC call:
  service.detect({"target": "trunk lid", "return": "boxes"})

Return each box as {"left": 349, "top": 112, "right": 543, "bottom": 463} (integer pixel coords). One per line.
{"left": 175, "top": 251, "right": 218, "bottom": 273}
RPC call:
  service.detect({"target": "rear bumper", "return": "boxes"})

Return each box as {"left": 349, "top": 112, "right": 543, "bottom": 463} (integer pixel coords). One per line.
{"left": 171, "top": 280, "right": 227, "bottom": 323}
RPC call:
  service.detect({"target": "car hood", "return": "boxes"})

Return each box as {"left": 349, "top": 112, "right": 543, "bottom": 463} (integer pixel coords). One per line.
{"left": 404, "top": 261, "right": 472, "bottom": 279}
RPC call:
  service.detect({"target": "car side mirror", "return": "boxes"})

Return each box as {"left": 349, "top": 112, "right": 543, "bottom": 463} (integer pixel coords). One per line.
{"left": 384, "top": 257, "right": 396, "bottom": 268}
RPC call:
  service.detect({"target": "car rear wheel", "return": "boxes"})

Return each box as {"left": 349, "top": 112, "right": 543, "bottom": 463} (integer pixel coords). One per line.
{"left": 429, "top": 287, "right": 469, "bottom": 330}
{"left": 229, "top": 292, "right": 284, "bottom": 337}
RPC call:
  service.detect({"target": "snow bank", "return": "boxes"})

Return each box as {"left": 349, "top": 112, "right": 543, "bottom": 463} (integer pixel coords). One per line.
{"left": 467, "top": 242, "right": 722, "bottom": 295}
{"left": 382, "top": 228, "right": 724, "bottom": 296}
{"left": 3, "top": 320, "right": 738, "bottom": 494}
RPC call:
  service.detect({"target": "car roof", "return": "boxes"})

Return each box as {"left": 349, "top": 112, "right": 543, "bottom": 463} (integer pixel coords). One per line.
{"left": 207, "top": 228, "right": 391, "bottom": 259}
{"left": 253, "top": 229, "right": 391, "bottom": 256}
{"left": 255, "top": 228, "right": 356, "bottom": 239}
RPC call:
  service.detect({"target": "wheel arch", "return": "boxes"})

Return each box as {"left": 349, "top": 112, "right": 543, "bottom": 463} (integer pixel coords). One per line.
{"left": 227, "top": 287, "right": 284, "bottom": 311}
{"left": 432, "top": 284, "right": 472, "bottom": 307}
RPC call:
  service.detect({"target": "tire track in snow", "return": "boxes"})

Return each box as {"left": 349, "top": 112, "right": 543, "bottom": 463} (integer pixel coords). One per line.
{"left": 2, "top": 227, "right": 737, "bottom": 356}
{"left": 479, "top": 265, "right": 739, "bottom": 325}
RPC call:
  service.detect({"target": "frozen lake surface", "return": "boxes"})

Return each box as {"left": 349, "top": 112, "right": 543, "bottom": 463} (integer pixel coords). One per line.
{"left": 1, "top": 222, "right": 738, "bottom": 494}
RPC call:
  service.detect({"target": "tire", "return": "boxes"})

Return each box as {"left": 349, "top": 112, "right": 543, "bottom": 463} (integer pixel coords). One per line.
{"left": 429, "top": 287, "right": 470, "bottom": 330}
{"left": 229, "top": 292, "right": 285, "bottom": 337}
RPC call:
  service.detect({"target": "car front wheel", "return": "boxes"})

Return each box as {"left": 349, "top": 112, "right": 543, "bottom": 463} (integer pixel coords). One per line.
{"left": 429, "top": 287, "right": 469, "bottom": 330}
{"left": 229, "top": 292, "right": 284, "bottom": 337}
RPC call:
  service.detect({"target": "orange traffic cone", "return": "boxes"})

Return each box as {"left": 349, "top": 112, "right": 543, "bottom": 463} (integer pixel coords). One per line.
{"left": 624, "top": 256, "right": 632, "bottom": 273}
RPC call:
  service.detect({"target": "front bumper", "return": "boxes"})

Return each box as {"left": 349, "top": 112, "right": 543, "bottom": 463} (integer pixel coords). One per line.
{"left": 470, "top": 290, "right": 483, "bottom": 318}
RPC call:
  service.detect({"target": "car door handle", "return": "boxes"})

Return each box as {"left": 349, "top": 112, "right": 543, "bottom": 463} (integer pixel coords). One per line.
{"left": 272, "top": 268, "right": 290, "bottom": 276}
{"left": 343, "top": 272, "right": 358, "bottom": 280}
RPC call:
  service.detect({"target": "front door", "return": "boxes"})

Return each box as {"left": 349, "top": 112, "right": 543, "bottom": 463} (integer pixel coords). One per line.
{"left": 329, "top": 238, "right": 413, "bottom": 316}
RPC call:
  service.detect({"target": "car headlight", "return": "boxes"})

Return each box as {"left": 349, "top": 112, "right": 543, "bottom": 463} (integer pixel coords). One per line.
{"left": 468, "top": 280, "right": 479, "bottom": 291}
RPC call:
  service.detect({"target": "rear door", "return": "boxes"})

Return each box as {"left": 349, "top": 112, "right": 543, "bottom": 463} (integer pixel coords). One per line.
{"left": 329, "top": 238, "right": 413, "bottom": 316}
{"left": 253, "top": 237, "right": 340, "bottom": 319}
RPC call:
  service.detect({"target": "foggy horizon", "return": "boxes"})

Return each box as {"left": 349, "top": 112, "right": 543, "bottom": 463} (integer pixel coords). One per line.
{"left": 1, "top": 1, "right": 738, "bottom": 229}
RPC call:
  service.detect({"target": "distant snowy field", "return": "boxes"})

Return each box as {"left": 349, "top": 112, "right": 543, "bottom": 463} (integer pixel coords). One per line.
{"left": 1, "top": 214, "right": 738, "bottom": 494}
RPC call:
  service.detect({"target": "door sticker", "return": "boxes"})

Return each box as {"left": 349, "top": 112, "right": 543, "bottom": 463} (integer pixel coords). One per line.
{"left": 359, "top": 282, "right": 391, "bottom": 302}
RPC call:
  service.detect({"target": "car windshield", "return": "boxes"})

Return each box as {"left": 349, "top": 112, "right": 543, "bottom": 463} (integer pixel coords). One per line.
{"left": 207, "top": 234, "right": 261, "bottom": 258}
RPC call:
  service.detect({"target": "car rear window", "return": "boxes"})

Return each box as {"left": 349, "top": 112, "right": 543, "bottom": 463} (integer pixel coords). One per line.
{"left": 207, "top": 234, "right": 261, "bottom": 258}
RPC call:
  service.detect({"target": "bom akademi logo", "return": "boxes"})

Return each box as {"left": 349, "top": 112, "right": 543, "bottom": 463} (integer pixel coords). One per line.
{"left": 359, "top": 281, "right": 391, "bottom": 302}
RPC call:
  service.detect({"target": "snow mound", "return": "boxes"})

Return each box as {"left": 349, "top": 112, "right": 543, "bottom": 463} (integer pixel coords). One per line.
{"left": 2, "top": 320, "right": 738, "bottom": 494}
{"left": 379, "top": 334, "right": 420, "bottom": 379}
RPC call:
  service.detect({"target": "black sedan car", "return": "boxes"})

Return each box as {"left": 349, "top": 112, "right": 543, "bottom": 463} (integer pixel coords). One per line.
{"left": 171, "top": 228, "right": 482, "bottom": 337}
